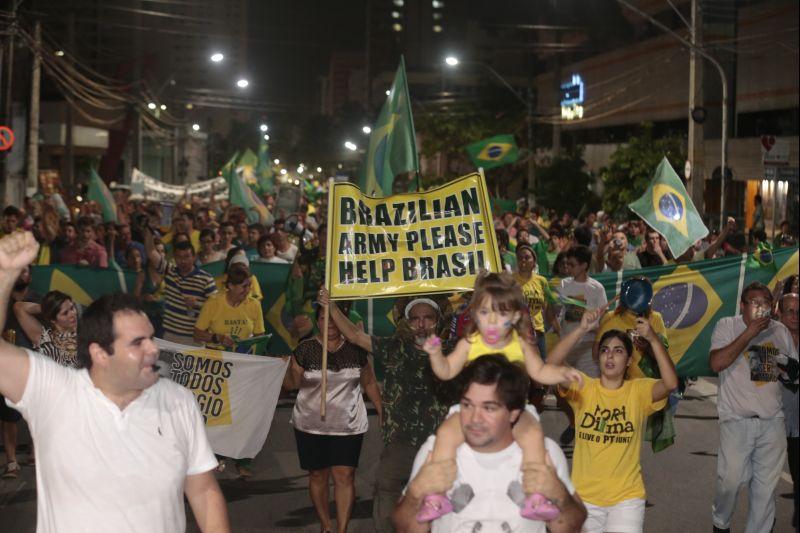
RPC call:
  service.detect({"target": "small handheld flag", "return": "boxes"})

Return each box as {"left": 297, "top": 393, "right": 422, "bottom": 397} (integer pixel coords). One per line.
{"left": 628, "top": 157, "right": 708, "bottom": 258}
{"left": 358, "top": 56, "right": 419, "bottom": 197}
{"left": 87, "top": 169, "right": 118, "bottom": 223}
{"left": 465, "top": 134, "right": 519, "bottom": 170}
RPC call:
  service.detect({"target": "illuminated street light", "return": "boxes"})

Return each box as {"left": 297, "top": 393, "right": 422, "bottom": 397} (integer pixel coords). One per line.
{"left": 236, "top": 78, "right": 249, "bottom": 89}
{"left": 297, "top": 166, "right": 304, "bottom": 174}
{"left": 385, "top": 89, "right": 391, "bottom": 96}
{"left": 264, "top": 134, "right": 270, "bottom": 141}
{"left": 316, "top": 167, "right": 322, "bottom": 172}
{"left": 210, "top": 52, "right": 224, "bottom": 63}
{"left": 280, "top": 169, "right": 288, "bottom": 175}
{"left": 273, "top": 158, "right": 280, "bottom": 165}
{"left": 147, "top": 102, "right": 157, "bottom": 110}
{"left": 259, "top": 124, "right": 268, "bottom": 132}
{"left": 362, "top": 125, "right": 372, "bottom": 134}
{"left": 344, "top": 141, "right": 357, "bottom": 151}
{"left": 55, "top": 50, "right": 65, "bottom": 57}
{"left": 159, "top": 104, "right": 167, "bottom": 111}
{"left": 445, "top": 56, "right": 459, "bottom": 66}
{"left": 192, "top": 123, "right": 200, "bottom": 131}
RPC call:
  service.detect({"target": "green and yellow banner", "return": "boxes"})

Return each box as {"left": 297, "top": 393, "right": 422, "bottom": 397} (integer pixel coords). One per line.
{"left": 327, "top": 171, "right": 502, "bottom": 299}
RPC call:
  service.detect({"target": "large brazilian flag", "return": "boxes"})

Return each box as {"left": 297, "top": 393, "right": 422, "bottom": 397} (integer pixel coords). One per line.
{"left": 31, "top": 262, "right": 295, "bottom": 356}
{"left": 351, "top": 246, "right": 799, "bottom": 378}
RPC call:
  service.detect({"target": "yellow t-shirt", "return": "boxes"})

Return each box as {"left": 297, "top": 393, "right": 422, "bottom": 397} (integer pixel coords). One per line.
{"left": 195, "top": 291, "right": 265, "bottom": 350}
{"left": 514, "top": 273, "right": 548, "bottom": 332}
{"left": 596, "top": 310, "right": 668, "bottom": 379}
{"left": 214, "top": 274, "right": 263, "bottom": 301}
{"left": 560, "top": 374, "right": 666, "bottom": 506}
{"left": 466, "top": 331, "right": 525, "bottom": 365}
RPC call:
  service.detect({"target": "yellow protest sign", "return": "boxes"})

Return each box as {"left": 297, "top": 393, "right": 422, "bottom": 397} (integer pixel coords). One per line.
{"left": 326, "top": 171, "right": 502, "bottom": 299}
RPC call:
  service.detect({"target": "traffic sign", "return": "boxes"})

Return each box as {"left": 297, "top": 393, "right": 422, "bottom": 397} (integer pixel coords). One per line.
{"left": 0, "top": 126, "right": 14, "bottom": 151}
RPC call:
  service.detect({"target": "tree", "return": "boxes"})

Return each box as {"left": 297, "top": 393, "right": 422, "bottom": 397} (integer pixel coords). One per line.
{"left": 414, "top": 99, "right": 524, "bottom": 192}
{"left": 599, "top": 123, "right": 686, "bottom": 219}
{"left": 535, "top": 148, "right": 598, "bottom": 216}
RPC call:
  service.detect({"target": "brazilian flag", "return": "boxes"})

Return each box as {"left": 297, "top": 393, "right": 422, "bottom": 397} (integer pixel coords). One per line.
{"left": 358, "top": 56, "right": 419, "bottom": 197}
{"left": 629, "top": 157, "right": 708, "bottom": 258}
{"left": 255, "top": 135, "right": 275, "bottom": 195}
{"left": 465, "top": 134, "right": 519, "bottom": 170}
{"left": 87, "top": 169, "right": 118, "bottom": 223}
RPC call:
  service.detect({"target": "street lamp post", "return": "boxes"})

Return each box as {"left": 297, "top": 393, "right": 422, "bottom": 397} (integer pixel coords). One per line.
{"left": 614, "top": 0, "right": 728, "bottom": 230}
{"left": 445, "top": 57, "right": 536, "bottom": 202}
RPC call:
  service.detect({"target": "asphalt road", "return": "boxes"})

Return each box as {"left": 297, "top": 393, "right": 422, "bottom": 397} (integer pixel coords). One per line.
{"left": 1, "top": 378, "right": 795, "bottom": 532}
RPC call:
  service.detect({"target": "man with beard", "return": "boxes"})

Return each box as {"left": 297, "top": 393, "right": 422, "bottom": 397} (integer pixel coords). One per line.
{"left": 1, "top": 266, "right": 41, "bottom": 478}
{"left": 319, "top": 289, "right": 461, "bottom": 532}
{"left": 393, "top": 355, "right": 586, "bottom": 532}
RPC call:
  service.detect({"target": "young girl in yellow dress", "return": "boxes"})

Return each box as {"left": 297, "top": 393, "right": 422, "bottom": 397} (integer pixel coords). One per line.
{"left": 420, "top": 272, "right": 583, "bottom": 522}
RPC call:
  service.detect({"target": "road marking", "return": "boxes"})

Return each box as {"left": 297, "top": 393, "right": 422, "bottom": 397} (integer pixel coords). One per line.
{"left": 692, "top": 378, "right": 793, "bottom": 485}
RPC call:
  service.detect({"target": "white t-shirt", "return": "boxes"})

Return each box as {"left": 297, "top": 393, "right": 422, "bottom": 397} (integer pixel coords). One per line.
{"left": 710, "top": 316, "right": 798, "bottom": 421}
{"left": 408, "top": 436, "right": 575, "bottom": 533}
{"left": 559, "top": 277, "right": 607, "bottom": 375}
{"left": 276, "top": 243, "right": 298, "bottom": 262}
{"left": 9, "top": 350, "right": 218, "bottom": 533}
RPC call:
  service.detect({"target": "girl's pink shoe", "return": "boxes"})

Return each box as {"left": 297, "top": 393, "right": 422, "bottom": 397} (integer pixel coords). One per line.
{"left": 415, "top": 493, "right": 453, "bottom": 522}
{"left": 521, "top": 492, "right": 560, "bottom": 521}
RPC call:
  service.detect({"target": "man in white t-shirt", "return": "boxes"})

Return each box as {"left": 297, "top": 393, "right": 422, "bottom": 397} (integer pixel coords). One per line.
{"left": 392, "top": 355, "right": 586, "bottom": 532}
{"left": 0, "top": 231, "right": 230, "bottom": 533}
{"left": 557, "top": 245, "right": 607, "bottom": 445}
{"left": 709, "top": 281, "right": 798, "bottom": 533}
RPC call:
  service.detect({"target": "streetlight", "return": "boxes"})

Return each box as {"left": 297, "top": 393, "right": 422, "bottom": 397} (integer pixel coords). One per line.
{"left": 259, "top": 124, "right": 268, "bottom": 132}
{"left": 316, "top": 166, "right": 322, "bottom": 173}
{"left": 385, "top": 89, "right": 391, "bottom": 96}
{"left": 273, "top": 158, "right": 280, "bottom": 165}
{"left": 147, "top": 102, "right": 157, "bottom": 110}
{"left": 159, "top": 104, "right": 167, "bottom": 111}
{"left": 280, "top": 169, "right": 288, "bottom": 175}
{"left": 192, "top": 123, "right": 200, "bottom": 131}
{"left": 362, "top": 125, "right": 372, "bottom": 134}
{"left": 297, "top": 166, "right": 304, "bottom": 174}
{"left": 444, "top": 56, "right": 535, "bottom": 199}
{"left": 55, "top": 50, "right": 65, "bottom": 57}
{"left": 210, "top": 52, "right": 224, "bottom": 63}
{"left": 344, "top": 141, "right": 357, "bottom": 151}
{"left": 264, "top": 134, "right": 270, "bottom": 141}
{"left": 236, "top": 78, "right": 249, "bottom": 89}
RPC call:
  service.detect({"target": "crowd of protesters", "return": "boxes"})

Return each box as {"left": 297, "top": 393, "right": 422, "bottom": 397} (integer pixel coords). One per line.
{"left": 0, "top": 184, "right": 797, "bottom": 533}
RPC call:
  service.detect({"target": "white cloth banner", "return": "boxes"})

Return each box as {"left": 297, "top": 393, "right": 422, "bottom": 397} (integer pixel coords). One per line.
{"left": 155, "top": 338, "right": 288, "bottom": 459}
{"left": 131, "top": 168, "right": 229, "bottom": 202}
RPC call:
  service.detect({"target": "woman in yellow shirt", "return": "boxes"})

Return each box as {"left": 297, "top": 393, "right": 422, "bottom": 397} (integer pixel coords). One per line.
{"left": 513, "top": 244, "right": 552, "bottom": 357}
{"left": 194, "top": 263, "right": 265, "bottom": 351}
{"left": 193, "top": 262, "right": 265, "bottom": 477}
{"left": 552, "top": 310, "right": 678, "bottom": 533}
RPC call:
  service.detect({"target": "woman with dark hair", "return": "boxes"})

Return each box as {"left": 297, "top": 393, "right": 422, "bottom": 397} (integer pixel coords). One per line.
{"left": 552, "top": 311, "right": 678, "bottom": 533}
{"left": 13, "top": 290, "right": 78, "bottom": 368}
{"left": 214, "top": 246, "right": 263, "bottom": 300}
{"left": 283, "top": 304, "right": 382, "bottom": 533}
{"left": 194, "top": 262, "right": 266, "bottom": 478}
{"left": 513, "top": 243, "right": 553, "bottom": 357}
{"left": 197, "top": 228, "right": 225, "bottom": 266}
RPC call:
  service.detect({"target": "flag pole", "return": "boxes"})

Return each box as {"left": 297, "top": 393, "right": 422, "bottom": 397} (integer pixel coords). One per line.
{"left": 320, "top": 178, "right": 335, "bottom": 419}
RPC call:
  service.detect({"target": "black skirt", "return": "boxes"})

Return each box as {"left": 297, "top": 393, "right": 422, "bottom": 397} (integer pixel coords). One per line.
{"left": 293, "top": 428, "right": 364, "bottom": 471}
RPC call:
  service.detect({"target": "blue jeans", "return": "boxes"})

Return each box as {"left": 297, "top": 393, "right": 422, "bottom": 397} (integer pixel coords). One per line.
{"left": 712, "top": 417, "right": 786, "bottom": 533}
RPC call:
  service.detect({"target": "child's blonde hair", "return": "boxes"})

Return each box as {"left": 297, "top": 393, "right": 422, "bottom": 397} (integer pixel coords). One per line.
{"left": 464, "top": 271, "right": 527, "bottom": 340}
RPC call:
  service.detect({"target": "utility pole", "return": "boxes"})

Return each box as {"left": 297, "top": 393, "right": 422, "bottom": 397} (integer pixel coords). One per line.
{"left": 1, "top": 3, "right": 16, "bottom": 205}
{"left": 26, "top": 20, "right": 41, "bottom": 194}
{"left": 687, "top": 0, "right": 705, "bottom": 216}
{"left": 64, "top": 13, "right": 75, "bottom": 197}
{"left": 615, "top": 0, "right": 727, "bottom": 230}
